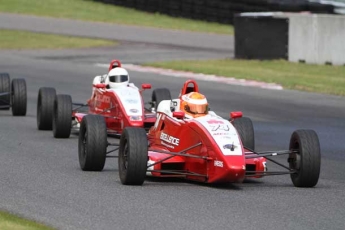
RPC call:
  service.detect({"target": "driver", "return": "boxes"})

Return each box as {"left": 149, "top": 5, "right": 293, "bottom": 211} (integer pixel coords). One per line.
{"left": 180, "top": 92, "right": 208, "bottom": 118}
{"left": 89, "top": 67, "right": 132, "bottom": 103}
{"left": 104, "top": 67, "right": 129, "bottom": 88}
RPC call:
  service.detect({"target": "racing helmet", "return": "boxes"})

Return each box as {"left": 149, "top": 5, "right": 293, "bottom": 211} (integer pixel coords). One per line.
{"left": 180, "top": 92, "right": 208, "bottom": 117}
{"left": 105, "top": 67, "right": 129, "bottom": 88}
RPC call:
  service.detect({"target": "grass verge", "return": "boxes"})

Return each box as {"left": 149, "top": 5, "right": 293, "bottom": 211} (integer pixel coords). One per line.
{"left": 145, "top": 59, "right": 345, "bottom": 96}
{"left": 0, "top": 210, "right": 54, "bottom": 230}
{"left": 0, "top": 0, "right": 233, "bottom": 34}
{"left": 0, "top": 29, "right": 117, "bottom": 49}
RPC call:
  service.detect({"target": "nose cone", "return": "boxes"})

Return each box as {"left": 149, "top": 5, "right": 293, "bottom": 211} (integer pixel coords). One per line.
{"left": 227, "top": 165, "right": 246, "bottom": 183}
{"left": 129, "top": 120, "right": 144, "bottom": 127}
{"left": 209, "top": 164, "right": 246, "bottom": 184}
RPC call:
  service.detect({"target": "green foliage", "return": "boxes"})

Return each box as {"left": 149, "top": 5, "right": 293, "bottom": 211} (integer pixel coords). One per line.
{"left": 0, "top": 210, "right": 54, "bottom": 230}
{"left": 0, "top": 0, "right": 233, "bottom": 34}
{"left": 145, "top": 59, "right": 345, "bottom": 96}
{"left": 0, "top": 29, "right": 117, "bottom": 49}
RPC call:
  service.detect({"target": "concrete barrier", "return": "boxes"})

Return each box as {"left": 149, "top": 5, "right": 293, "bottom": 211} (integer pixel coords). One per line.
{"left": 288, "top": 13, "right": 345, "bottom": 65}
{"left": 235, "top": 12, "right": 345, "bottom": 65}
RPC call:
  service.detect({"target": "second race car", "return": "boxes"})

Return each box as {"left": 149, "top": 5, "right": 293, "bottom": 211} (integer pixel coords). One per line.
{"left": 36, "top": 59, "right": 171, "bottom": 138}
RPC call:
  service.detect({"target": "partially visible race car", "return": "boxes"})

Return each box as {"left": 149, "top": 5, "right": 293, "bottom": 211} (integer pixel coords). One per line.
{"left": 36, "top": 59, "right": 171, "bottom": 138}
{"left": 0, "top": 73, "right": 27, "bottom": 116}
{"left": 78, "top": 79, "right": 321, "bottom": 188}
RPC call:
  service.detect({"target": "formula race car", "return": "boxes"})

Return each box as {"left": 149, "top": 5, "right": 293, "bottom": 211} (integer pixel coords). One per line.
{"left": 36, "top": 60, "right": 171, "bottom": 138}
{"left": 78, "top": 79, "right": 321, "bottom": 188}
{"left": 0, "top": 73, "right": 27, "bottom": 116}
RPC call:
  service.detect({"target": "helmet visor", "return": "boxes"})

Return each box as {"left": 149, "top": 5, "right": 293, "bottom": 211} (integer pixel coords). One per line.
{"left": 109, "top": 75, "right": 128, "bottom": 83}
{"left": 187, "top": 103, "right": 208, "bottom": 114}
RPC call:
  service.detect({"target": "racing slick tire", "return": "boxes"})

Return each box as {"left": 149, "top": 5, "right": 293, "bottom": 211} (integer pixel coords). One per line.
{"left": 0, "top": 73, "right": 10, "bottom": 110}
{"left": 53, "top": 94, "right": 72, "bottom": 138}
{"left": 152, "top": 88, "right": 171, "bottom": 110}
{"left": 37, "top": 87, "right": 56, "bottom": 130}
{"left": 232, "top": 117, "right": 255, "bottom": 151}
{"left": 78, "top": 115, "right": 107, "bottom": 171}
{"left": 289, "top": 130, "right": 321, "bottom": 188}
{"left": 119, "top": 127, "right": 148, "bottom": 185}
{"left": 11, "top": 79, "right": 27, "bottom": 116}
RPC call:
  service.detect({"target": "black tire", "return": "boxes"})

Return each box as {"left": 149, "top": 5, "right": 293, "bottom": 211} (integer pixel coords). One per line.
{"left": 53, "top": 94, "right": 72, "bottom": 138}
{"left": 0, "top": 73, "right": 10, "bottom": 110}
{"left": 37, "top": 87, "right": 56, "bottom": 130}
{"left": 11, "top": 79, "right": 27, "bottom": 116}
{"left": 78, "top": 115, "right": 107, "bottom": 171}
{"left": 119, "top": 127, "right": 148, "bottom": 185}
{"left": 152, "top": 88, "right": 171, "bottom": 110}
{"left": 232, "top": 117, "right": 255, "bottom": 151}
{"left": 289, "top": 130, "right": 321, "bottom": 188}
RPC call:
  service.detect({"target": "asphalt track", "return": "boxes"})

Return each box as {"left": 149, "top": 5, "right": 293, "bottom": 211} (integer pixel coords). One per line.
{"left": 1, "top": 13, "right": 345, "bottom": 230}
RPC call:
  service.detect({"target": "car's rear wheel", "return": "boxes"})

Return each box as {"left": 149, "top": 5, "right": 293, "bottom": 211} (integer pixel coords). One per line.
{"left": 152, "top": 88, "right": 171, "bottom": 111}
{"left": 37, "top": 87, "right": 56, "bottom": 130}
{"left": 53, "top": 94, "right": 72, "bottom": 138}
{"left": 11, "top": 79, "right": 27, "bottom": 116}
{"left": 0, "top": 73, "right": 10, "bottom": 110}
{"left": 78, "top": 115, "right": 107, "bottom": 171}
{"left": 232, "top": 117, "right": 255, "bottom": 151}
{"left": 289, "top": 130, "right": 321, "bottom": 187}
{"left": 119, "top": 127, "right": 148, "bottom": 185}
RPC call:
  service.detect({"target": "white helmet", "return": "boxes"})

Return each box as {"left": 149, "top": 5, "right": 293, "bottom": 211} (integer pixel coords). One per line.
{"left": 105, "top": 67, "right": 129, "bottom": 88}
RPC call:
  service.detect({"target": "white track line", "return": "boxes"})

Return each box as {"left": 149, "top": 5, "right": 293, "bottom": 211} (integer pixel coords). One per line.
{"left": 95, "top": 63, "right": 283, "bottom": 90}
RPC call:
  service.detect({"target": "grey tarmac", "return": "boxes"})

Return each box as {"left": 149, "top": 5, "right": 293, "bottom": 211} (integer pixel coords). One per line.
{"left": 0, "top": 13, "right": 344, "bottom": 230}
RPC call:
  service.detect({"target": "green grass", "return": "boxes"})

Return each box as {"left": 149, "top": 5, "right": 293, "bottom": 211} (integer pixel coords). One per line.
{"left": 0, "top": 29, "right": 117, "bottom": 49}
{"left": 0, "top": 210, "right": 54, "bottom": 230}
{"left": 0, "top": 0, "right": 233, "bottom": 34}
{"left": 145, "top": 59, "right": 345, "bottom": 96}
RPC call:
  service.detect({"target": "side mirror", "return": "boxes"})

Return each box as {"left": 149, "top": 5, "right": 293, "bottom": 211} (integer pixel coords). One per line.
{"left": 230, "top": 111, "right": 243, "bottom": 119}
{"left": 173, "top": 111, "right": 185, "bottom": 119}
{"left": 94, "top": 83, "right": 106, "bottom": 89}
{"left": 141, "top": 83, "right": 151, "bottom": 90}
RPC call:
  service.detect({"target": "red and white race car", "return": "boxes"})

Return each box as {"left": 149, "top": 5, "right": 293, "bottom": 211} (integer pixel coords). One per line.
{"left": 0, "top": 72, "right": 27, "bottom": 116}
{"left": 78, "top": 79, "right": 321, "bottom": 188}
{"left": 36, "top": 60, "right": 171, "bottom": 137}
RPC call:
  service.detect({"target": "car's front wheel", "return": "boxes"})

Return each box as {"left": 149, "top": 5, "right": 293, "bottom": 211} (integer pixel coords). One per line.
{"left": 37, "top": 87, "right": 56, "bottom": 130}
{"left": 53, "top": 94, "right": 72, "bottom": 138}
{"left": 0, "top": 73, "right": 10, "bottom": 110}
{"left": 119, "top": 127, "right": 148, "bottom": 185}
{"left": 232, "top": 117, "right": 255, "bottom": 151}
{"left": 289, "top": 129, "right": 321, "bottom": 187}
{"left": 78, "top": 115, "right": 107, "bottom": 171}
{"left": 11, "top": 78, "right": 27, "bottom": 116}
{"left": 152, "top": 88, "right": 171, "bottom": 111}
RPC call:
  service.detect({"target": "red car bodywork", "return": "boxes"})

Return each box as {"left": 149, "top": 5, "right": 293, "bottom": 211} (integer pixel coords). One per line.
{"left": 146, "top": 80, "right": 266, "bottom": 183}
{"left": 73, "top": 60, "right": 156, "bottom": 134}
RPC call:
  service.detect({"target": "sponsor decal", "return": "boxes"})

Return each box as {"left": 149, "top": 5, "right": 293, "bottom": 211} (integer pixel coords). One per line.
{"left": 126, "top": 99, "right": 138, "bottom": 104}
{"left": 161, "top": 142, "right": 175, "bottom": 149}
{"left": 210, "top": 124, "right": 230, "bottom": 132}
{"left": 214, "top": 160, "right": 223, "bottom": 168}
{"left": 213, "top": 133, "right": 227, "bottom": 136}
{"left": 96, "top": 94, "right": 110, "bottom": 103}
{"left": 223, "top": 143, "right": 237, "bottom": 151}
{"left": 130, "top": 109, "right": 138, "bottom": 113}
{"left": 207, "top": 119, "right": 224, "bottom": 124}
{"left": 160, "top": 132, "right": 180, "bottom": 146}
{"left": 129, "top": 116, "right": 142, "bottom": 121}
